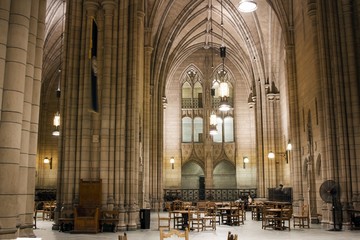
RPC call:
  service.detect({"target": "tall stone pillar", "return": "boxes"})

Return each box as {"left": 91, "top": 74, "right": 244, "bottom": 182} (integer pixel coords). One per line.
{"left": 285, "top": 42, "right": 303, "bottom": 207}
{"left": 340, "top": 0, "right": 360, "bottom": 209}
{"left": 0, "top": 0, "right": 45, "bottom": 238}
{"left": 266, "top": 93, "right": 278, "bottom": 188}
{"left": 253, "top": 83, "right": 264, "bottom": 197}
{"left": 19, "top": 0, "right": 46, "bottom": 237}
{"left": 100, "top": 0, "right": 116, "bottom": 209}
{"left": 125, "top": 0, "right": 143, "bottom": 230}
{"left": 143, "top": 44, "right": 153, "bottom": 208}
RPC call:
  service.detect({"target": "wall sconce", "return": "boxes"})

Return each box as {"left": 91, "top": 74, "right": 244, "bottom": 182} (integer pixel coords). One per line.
{"left": 43, "top": 157, "right": 53, "bottom": 169}
{"left": 243, "top": 156, "right": 249, "bottom": 169}
{"left": 170, "top": 157, "right": 175, "bottom": 169}
{"left": 268, "top": 140, "right": 292, "bottom": 164}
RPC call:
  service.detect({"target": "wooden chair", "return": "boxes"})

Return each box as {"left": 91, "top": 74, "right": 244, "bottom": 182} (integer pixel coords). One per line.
{"left": 34, "top": 201, "right": 45, "bottom": 221}
{"left": 280, "top": 205, "right": 292, "bottom": 231}
{"left": 220, "top": 202, "right": 231, "bottom": 225}
{"left": 172, "top": 200, "right": 185, "bottom": 229}
{"left": 160, "top": 228, "right": 189, "bottom": 240}
{"left": 293, "top": 204, "right": 310, "bottom": 228}
{"left": 262, "top": 207, "right": 276, "bottom": 229}
{"left": 43, "top": 201, "right": 55, "bottom": 221}
{"left": 158, "top": 207, "right": 171, "bottom": 231}
{"left": 203, "top": 202, "right": 217, "bottom": 230}
{"left": 118, "top": 233, "right": 127, "bottom": 240}
{"left": 228, "top": 202, "right": 244, "bottom": 226}
{"left": 227, "top": 231, "right": 238, "bottom": 240}
{"left": 188, "top": 208, "right": 204, "bottom": 232}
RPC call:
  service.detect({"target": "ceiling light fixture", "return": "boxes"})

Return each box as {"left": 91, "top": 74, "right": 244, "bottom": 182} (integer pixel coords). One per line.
{"left": 218, "top": 0, "right": 230, "bottom": 112}
{"left": 238, "top": 0, "right": 257, "bottom": 13}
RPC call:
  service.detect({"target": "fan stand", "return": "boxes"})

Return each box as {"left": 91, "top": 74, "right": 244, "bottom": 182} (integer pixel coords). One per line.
{"left": 328, "top": 196, "right": 341, "bottom": 231}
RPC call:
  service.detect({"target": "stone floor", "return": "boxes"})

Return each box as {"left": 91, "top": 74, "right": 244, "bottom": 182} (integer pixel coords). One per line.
{"left": 29, "top": 212, "right": 359, "bottom": 240}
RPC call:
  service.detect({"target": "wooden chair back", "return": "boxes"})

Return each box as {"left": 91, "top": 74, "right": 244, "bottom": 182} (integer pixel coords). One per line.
{"left": 172, "top": 200, "right": 184, "bottom": 210}
{"left": 227, "top": 231, "right": 238, "bottom": 240}
{"left": 118, "top": 233, "right": 127, "bottom": 240}
{"left": 160, "top": 228, "right": 189, "bottom": 240}
{"left": 157, "top": 206, "right": 171, "bottom": 231}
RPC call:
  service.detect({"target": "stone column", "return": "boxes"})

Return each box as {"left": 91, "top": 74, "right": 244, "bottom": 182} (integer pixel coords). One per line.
{"left": 19, "top": 0, "right": 46, "bottom": 237}
{"left": 100, "top": 0, "right": 116, "bottom": 209}
{"left": 114, "top": 0, "right": 128, "bottom": 231}
{"left": 125, "top": 0, "right": 142, "bottom": 230}
{"left": 143, "top": 44, "right": 153, "bottom": 208}
{"left": 0, "top": 0, "right": 31, "bottom": 238}
{"left": 340, "top": 0, "right": 360, "bottom": 210}
{"left": 0, "top": 1, "right": 10, "bottom": 117}
{"left": 285, "top": 42, "right": 303, "bottom": 207}
{"left": 266, "top": 93, "right": 277, "bottom": 188}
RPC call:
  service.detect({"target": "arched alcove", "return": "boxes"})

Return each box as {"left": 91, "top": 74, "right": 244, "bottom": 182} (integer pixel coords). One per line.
{"left": 213, "top": 160, "right": 236, "bottom": 188}
{"left": 181, "top": 161, "right": 204, "bottom": 189}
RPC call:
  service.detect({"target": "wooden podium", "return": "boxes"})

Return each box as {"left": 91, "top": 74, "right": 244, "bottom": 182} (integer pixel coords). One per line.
{"left": 73, "top": 179, "right": 102, "bottom": 233}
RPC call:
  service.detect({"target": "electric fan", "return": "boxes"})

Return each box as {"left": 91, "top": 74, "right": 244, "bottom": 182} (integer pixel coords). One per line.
{"left": 319, "top": 180, "right": 342, "bottom": 231}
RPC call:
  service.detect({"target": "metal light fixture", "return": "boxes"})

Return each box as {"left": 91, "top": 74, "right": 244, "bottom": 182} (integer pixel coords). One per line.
{"left": 238, "top": 0, "right": 257, "bottom": 13}
{"left": 218, "top": 1, "right": 230, "bottom": 112}
{"left": 268, "top": 141, "right": 292, "bottom": 164}
{"left": 43, "top": 157, "right": 53, "bottom": 169}
{"left": 52, "top": 106, "right": 60, "bottom": 136}
{"left": 170, "top": 157, "right": 175, "bottom": 169}
{"left": 243, "top": 156, "right": 249, "bottom": 169}
{"left": 286, "top": 140, "right": 292, "bottom": 151}
{"left": 52, "top": 2, "right": 64, "bottom": 136}
{"left": 52, "top": 88, "right": 61, "bottom": 136}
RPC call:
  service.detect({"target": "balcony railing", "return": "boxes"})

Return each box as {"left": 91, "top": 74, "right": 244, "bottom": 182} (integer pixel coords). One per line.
{"left": 164, "top": 188, "right": 256, "bottom": 202}
{"left": 181, "top": 98, "right": 233, "bottom": 109}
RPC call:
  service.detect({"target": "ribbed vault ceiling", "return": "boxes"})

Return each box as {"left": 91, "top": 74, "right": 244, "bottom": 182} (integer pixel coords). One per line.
{"left": 147, "top": 0, "right": 286, "bottom": 93}
{"left": 43, "top": 0, "right": 290, "bottom": 104}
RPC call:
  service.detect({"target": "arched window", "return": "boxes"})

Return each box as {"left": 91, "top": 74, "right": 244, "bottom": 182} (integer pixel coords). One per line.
{"left": 224, "top": 116, "right": 234, "bottom": 142}
{"left": 181, "top": 69, "right": 204, "bottom": 143}
{"left": 193, "top": 82, "right": 203, "bottom": 108}
{"left": 194, "top": 117, "right": 203, "bottom": 142}
{"left": 212, "top": 117, "right": 223, "bottom": 143}
{"left": 182, "top": 117, "right": 192, "bottom": 142}
{"left": 182, "top": 82, "right": 192, "bottom": 108}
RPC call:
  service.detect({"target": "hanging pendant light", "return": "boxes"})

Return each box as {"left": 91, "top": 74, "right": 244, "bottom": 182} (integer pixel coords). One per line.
{"left": 238, "top": 0, "right": 257, "bottom": 13}
{"left": 53, "top": 111, "right": 60, "bottom": 127}
{"left": 52, "top": 88, "right": 61, "bottom": 136}
{"left": 218, "top": 1, "right": 230, "bottom": 112}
